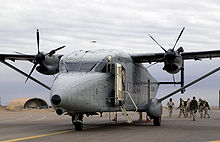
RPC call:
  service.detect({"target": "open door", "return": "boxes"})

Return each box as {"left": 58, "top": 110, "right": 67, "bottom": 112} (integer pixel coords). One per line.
{"left": 115, "top": 63, "right": 125, "bottom": 106}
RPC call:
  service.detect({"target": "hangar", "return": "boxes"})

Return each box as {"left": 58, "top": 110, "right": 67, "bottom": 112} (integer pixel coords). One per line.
{"left": 8, "top": 98, "right": 48, "bottom": 109}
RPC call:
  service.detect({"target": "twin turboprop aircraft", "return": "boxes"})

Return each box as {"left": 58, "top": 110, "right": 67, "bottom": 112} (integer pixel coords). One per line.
{"left": 1, "top": 28, "right": 220, "bottom": 131}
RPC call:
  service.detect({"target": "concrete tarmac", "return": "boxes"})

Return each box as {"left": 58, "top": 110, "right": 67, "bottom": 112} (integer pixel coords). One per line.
{"left": 0, "top": 109, "right": 220, "bottom": 142}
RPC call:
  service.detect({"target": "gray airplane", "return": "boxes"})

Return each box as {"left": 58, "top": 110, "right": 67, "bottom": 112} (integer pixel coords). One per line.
{"left": 1, "top": 28, "right": 220, "bottom": 131}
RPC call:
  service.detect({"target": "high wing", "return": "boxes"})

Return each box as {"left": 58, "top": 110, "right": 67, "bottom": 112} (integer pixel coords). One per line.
{"left": 181, "top": 50, "right": 220, "bottom": 60}
{"left": 0, "top": 54, "right": 35, "bottom": 62}
{"left": 130, "top": 50, "right": 220, "bottom": 63}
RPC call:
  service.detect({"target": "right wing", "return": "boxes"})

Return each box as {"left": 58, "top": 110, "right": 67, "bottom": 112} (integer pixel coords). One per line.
{"left": 0, "top": 54, "right": 35, "bottom": 62}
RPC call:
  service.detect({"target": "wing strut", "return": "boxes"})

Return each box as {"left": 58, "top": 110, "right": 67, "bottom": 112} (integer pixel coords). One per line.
{"left": 0, "top": 60, "right": 51, "bottom": 90}
{"left": 158, "top": 66, "right": 220, "bottom": 102}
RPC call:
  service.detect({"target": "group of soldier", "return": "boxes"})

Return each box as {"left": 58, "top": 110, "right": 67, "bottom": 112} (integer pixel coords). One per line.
{"left": 167, "top": 96, "right": 210, "bottom": 121}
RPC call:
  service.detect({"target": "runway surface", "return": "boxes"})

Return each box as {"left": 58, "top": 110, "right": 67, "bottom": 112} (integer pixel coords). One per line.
{"left": 0, "top": 109, "right": 220, "bottom": 142}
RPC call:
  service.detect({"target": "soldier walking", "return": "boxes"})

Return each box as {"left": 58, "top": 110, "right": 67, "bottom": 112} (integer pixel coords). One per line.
{"left": 167, "top": 98, "right": 174, "bottom": 117}
{"left": 185, "top": 98, "right": 191, "bottom": 118}
{"left": 203, "top": 100, "right": 210, "bottom": 118}
{"left": 198, "top": 98, "right": 204, "bottom": 118}
{"left": 190, "top": 96, "right": 198, "bottom": 121}
{"left": 177, "top": 98, "right": 186, "bottom": 118}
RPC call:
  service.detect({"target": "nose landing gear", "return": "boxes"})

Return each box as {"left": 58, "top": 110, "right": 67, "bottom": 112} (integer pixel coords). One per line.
{"left": 72, "top": 113, "right": 84, "bottom": 131}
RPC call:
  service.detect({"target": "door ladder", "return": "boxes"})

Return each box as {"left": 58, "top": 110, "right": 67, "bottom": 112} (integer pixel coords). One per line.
{"left": 120, "top": 105, "right": 133, "bottom": 123}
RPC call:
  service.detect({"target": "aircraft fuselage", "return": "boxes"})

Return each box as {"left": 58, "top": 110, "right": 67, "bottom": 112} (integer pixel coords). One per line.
{"left": 50, "top": 49, "right": 159, "bottom": 116}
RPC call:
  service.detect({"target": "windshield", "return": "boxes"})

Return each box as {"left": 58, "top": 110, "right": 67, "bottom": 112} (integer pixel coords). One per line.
{"left": 80, "top": 62, "right": 97, "bottom": 72}
{"left": 64, "top": 62, "right": 97, "bottom": 72}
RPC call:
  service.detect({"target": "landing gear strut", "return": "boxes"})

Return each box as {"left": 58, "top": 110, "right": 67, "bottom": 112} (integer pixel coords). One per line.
{"left": 72, "top": 113, "right": 84, "bottom": 131}
{"left": 153, "top": 117, "right": 161, "bottom": 126}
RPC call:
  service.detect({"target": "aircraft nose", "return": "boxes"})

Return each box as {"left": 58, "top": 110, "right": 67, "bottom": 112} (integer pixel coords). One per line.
{"left": 51, "top": 94, "right": 61, "bottom": 105}
{"left": 50, "top": 72, "right": 111, "bottom": 113}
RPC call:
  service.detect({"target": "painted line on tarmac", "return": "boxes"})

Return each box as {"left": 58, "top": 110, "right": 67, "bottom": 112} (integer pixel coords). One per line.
{"left": 0, "top": 126, "right": 97, "bottom": 142}
{"left": 208, "top": 140, "right": 220, "bottom": 142}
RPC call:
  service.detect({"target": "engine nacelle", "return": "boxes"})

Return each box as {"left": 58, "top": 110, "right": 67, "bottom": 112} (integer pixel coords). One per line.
{"left": 36, "top": 54, "right": 60, "bottom": 75}
{"left": 163, "top": 49, "right": 183, "bottom": 74}
{"left": 145, "top": 98, "right": 162, "bottom": 119}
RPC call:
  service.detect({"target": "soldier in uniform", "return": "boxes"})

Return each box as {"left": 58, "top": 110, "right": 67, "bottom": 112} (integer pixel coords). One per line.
{"left": 177, "top": 98, "right": 186, "bottom": 118}
{"left": 190, "top": 96, "right": 198, "bottom": 121}
{"left": 185, "top": 98, "right": 191, "bottom": 118}
{"left": 203, "top": 100, "right": 210, "bottom": 118}
{"left": 167, "top": 98, "right": 174, "bottom": 117}
{"left": 198, "top": 98, "right": 204, "bottom": 118}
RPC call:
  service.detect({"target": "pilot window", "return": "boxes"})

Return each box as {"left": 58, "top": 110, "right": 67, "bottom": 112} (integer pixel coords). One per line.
{"left": 80, "top": 62, "right": 97, "bottom": 72}
{"left": 59, "top": 61, "right": 67, "bottom": 73}
{"left": 65, "top": 62, "right": 80, "bottom": 72}
{"left": 64, "top": 62, "right": 97, "bottom": 72}
{"left": 95, "top": 62, "right": 107, "bottom": 73}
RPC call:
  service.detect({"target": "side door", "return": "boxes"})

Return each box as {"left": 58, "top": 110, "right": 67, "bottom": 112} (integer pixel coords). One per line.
{"left": 115, "top": 63, "right": 125, "bottom": 106}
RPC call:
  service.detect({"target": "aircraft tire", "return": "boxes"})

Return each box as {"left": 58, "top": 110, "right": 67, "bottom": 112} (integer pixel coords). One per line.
{"left": 153, "top": 117, "right": 161, "bottom": 126}
{"left": 75, "top": 122, "right": 83, "bottom": 131}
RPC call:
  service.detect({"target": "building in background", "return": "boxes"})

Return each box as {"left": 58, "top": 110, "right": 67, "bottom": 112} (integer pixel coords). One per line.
{"left": 8, "top": 98, "right": 48, "bottom": 110}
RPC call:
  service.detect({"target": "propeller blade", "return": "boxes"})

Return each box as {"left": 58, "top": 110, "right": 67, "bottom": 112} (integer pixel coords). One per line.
{"left": 170, "top": 63, "right": 176, "bottom": 86}
{"left": 53, "top": 46, "right": 65, "bottom": 52}
{"left": 46, "top": 46, "right": 65, "bottom": 56}
{"left": 148, "top": 34, "right": 167, "bottom": 53}
{"left": 172, "top": 27, "right": 185, "bottom": 51}
{"left": 25, "top": 63, "right": 37, "bottom": 83}
{"left": 172, "top": 74, "right": 176, "bottom": 86}
{"left": 37, "top": 29, "right": 40, "bottom": 54}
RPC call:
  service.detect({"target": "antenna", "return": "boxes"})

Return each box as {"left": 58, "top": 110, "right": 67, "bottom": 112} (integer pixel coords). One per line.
{"left": 91, "top": 40, "right": 96, "bottom": 52}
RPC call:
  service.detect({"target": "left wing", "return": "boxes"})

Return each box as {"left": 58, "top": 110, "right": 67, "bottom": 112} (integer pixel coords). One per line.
{"left": 181, "top": 50, "right": 220, "bottom": 60}
{"left": 130, "top": 50, "right": 220, "bottom": 63}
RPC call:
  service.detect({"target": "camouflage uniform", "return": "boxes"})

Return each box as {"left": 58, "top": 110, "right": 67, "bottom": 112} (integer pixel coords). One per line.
{"left": 167, "top": 98, "right": 174, "bottom": 117}
{"left": 198, "top": 98, "right": 204, "bottom": 118}
{"left": 203, "top": 100, "right": 210, "bottom": 118}
{"left": 177, "top": 98, "right": 186, "bottom": 118}
{"left": 190, "top": 97, "right": 198, "bottom": 121}
{"left": 185, "top": 98, "right": 191, "bottom": 118}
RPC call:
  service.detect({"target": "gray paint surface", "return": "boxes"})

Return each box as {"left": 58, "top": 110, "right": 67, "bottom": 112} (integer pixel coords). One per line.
{"left": 51, "top": 49, "right": 159, "bottom": 115}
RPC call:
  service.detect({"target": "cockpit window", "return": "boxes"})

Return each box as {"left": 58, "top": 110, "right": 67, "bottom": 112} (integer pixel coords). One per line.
{"left": 95, "top": 61, "right": 107, "bottom": 73}
{"left": 80, "top": 62, "right": 97, "bottom": 72}
{"left": 59, "top": 60, "right": 67, "bottom": 73}
{"left": 64, "top": 62, "right": 97, "bottom": 72}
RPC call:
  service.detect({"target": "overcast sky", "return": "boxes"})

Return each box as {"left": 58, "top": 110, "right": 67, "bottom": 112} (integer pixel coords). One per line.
{"left": 0, "top": 0, "right": 220, "bottom": 106}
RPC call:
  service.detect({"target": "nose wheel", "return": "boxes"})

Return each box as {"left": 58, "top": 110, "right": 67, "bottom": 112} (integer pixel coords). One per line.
{"left": 72, "top": 113, "right": 84, "bottom": 131}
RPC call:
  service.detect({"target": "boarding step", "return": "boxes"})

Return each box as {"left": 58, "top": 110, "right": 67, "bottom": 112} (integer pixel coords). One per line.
{"left": 120, "top": 105, "right": 133, "bottom": 123}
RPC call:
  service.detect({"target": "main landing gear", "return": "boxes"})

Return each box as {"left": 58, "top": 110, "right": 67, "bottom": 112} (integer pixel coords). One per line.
{"left": 153, "top": 117, "right": 161, "bottom": 126}
{"left": 72, "top": 113, "right": 84, "bottom": 131}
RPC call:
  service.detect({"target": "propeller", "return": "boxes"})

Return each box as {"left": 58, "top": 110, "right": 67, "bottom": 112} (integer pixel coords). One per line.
{"left": 148, "top": 34, "right": 167, "bottom": 53}
{"left": 172, "top": 27, "right": 185, "bottom": 51}
{"left": 25, "top": 29, "right": 65, "bottom": 83}
{"left": 148, "top": 27, "right": 185, "bottom": 85}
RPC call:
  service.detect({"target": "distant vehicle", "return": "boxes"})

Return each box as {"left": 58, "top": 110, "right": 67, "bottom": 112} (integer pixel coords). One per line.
{"left": 1, "top": 28, "right": 220, "bottom": 131}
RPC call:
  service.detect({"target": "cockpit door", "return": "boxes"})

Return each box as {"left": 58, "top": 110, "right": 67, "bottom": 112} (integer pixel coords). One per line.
{"left": 115, "top": 63, "right": 125, "bottom": 106}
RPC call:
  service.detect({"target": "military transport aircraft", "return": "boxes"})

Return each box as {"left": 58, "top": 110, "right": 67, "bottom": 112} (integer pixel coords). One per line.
{"left": 1, "top": 28, "right": 220, "bottom": 131}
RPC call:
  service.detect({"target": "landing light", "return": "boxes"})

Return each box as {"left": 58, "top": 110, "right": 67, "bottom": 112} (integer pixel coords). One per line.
{"left": 51, "top": 94, "right": 61, "bottom": 105}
